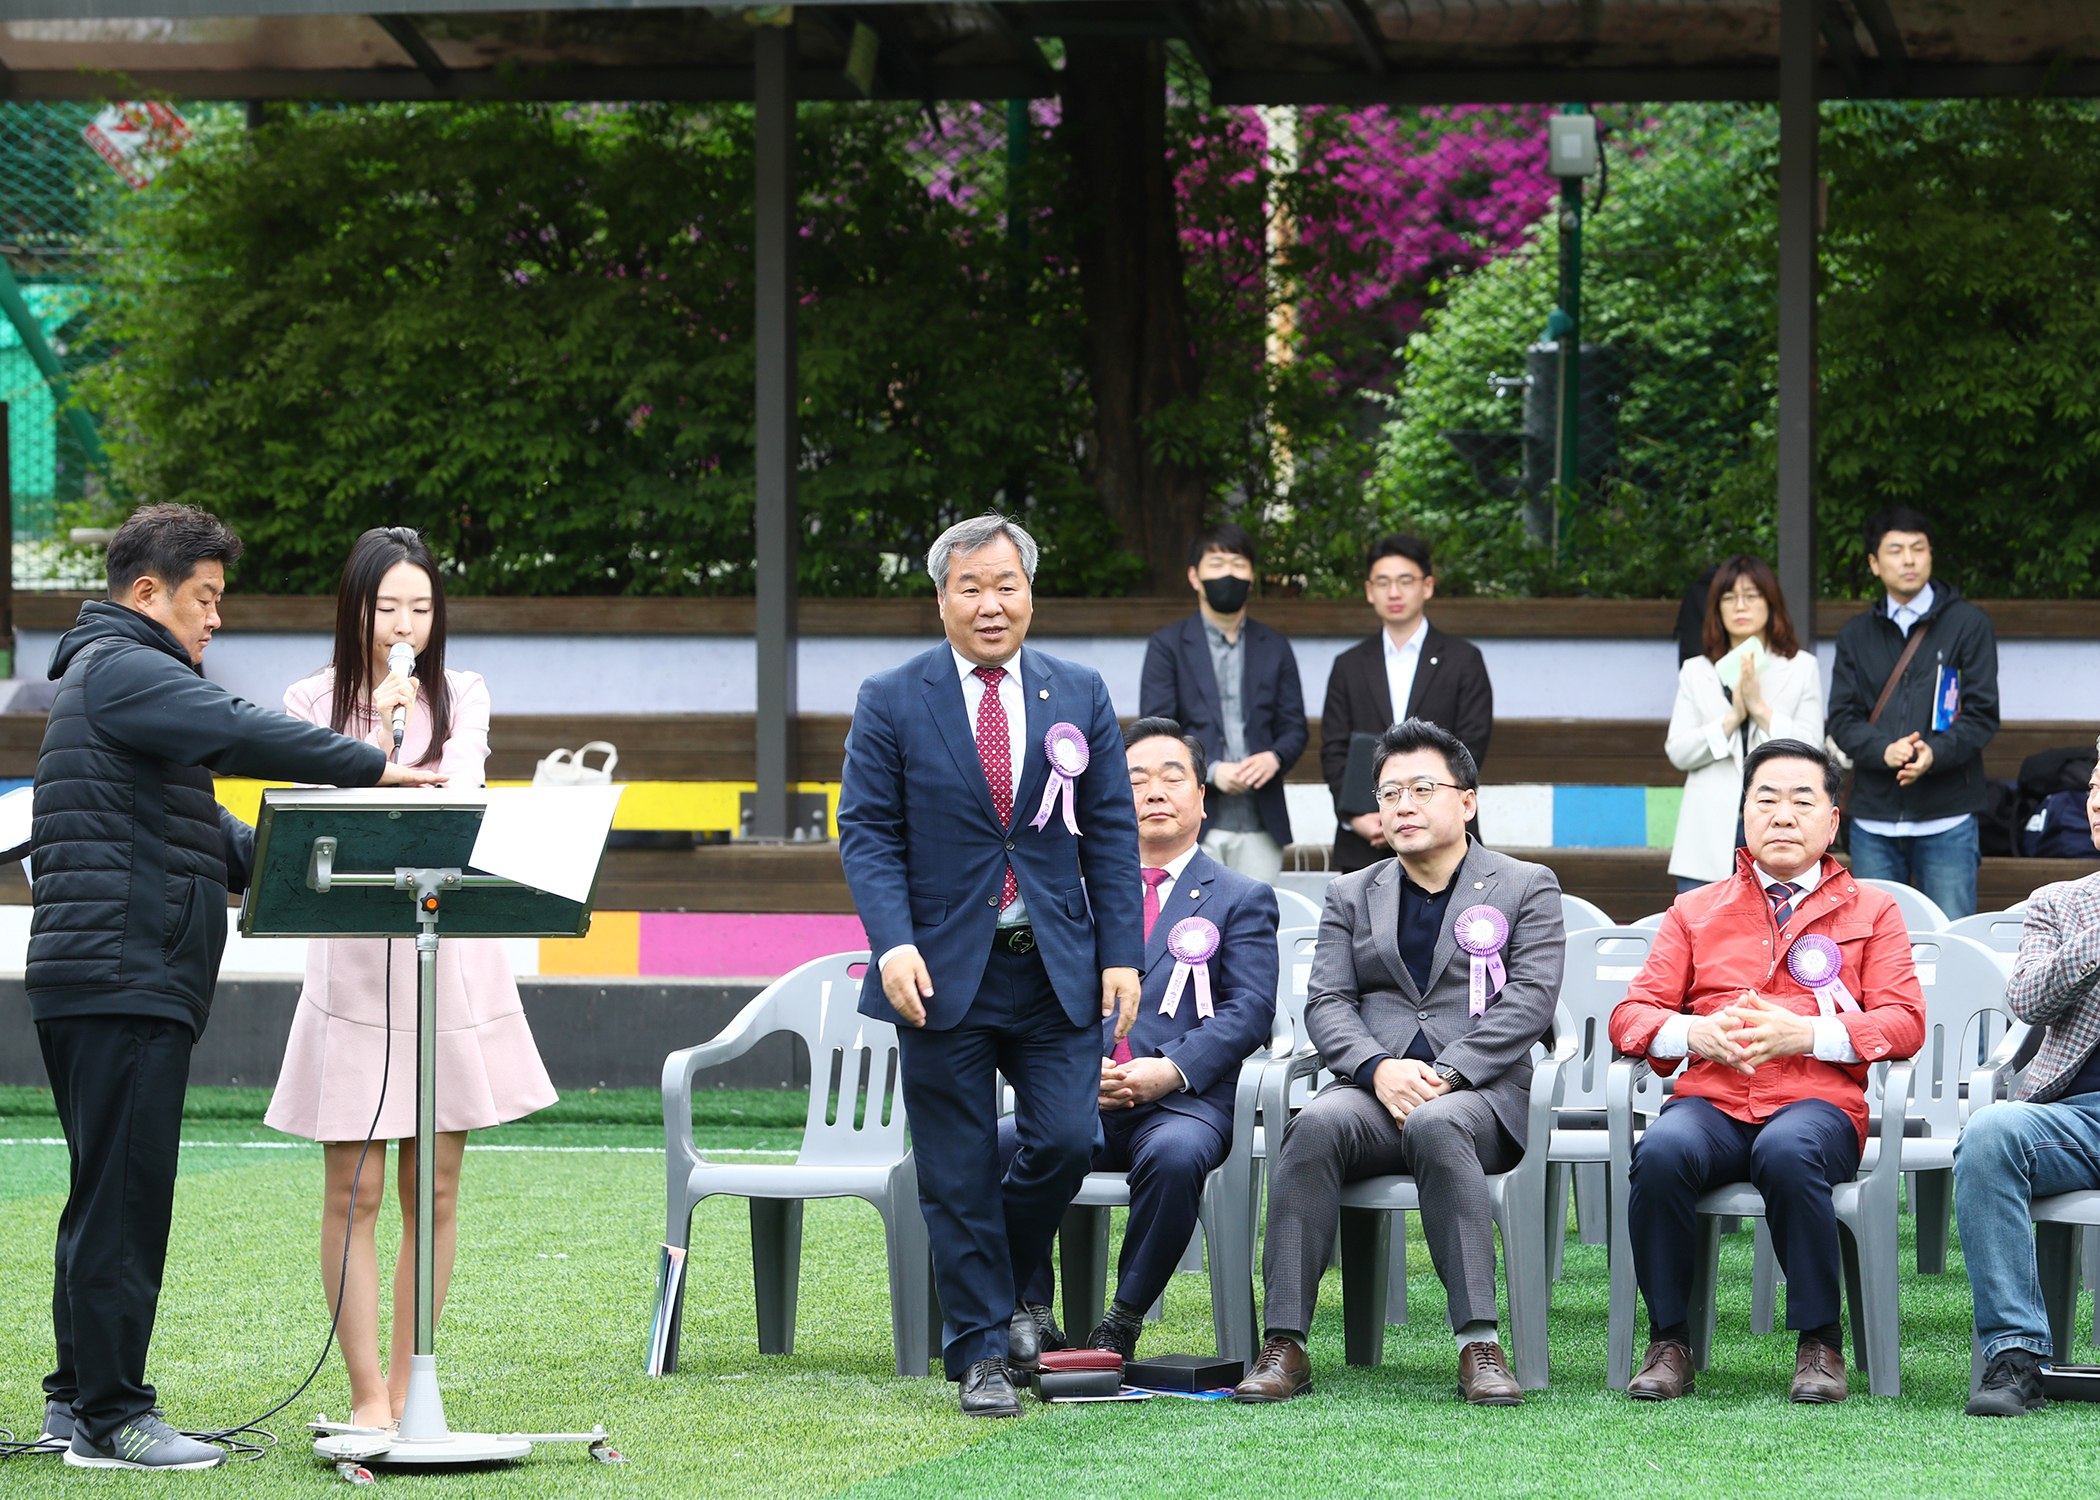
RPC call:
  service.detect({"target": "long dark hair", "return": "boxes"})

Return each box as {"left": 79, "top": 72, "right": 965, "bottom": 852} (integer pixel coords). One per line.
{"left": 1702, "top": 554, "right": 1802, "bottom": 662}
{"left": 329, "top": 527, "right": 451, "bottom": 767}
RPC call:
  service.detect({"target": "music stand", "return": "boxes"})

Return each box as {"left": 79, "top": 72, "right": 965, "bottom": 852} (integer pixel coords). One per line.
{"left": 241, "top": 788, "right": 616, "bottom": 1469}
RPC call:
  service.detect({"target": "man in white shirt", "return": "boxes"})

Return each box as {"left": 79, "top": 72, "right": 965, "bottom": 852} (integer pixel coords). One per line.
{"left": 1826, "top": 506, "right": 2000, "bottom": 918}
{"left": 1320, "top": 535, "right": 1492, "bottom": 872}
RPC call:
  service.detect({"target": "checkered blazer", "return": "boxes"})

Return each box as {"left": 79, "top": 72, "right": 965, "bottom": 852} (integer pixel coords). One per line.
{"left": 2010, "top": 871, "right": 2100, "bottom": 1103}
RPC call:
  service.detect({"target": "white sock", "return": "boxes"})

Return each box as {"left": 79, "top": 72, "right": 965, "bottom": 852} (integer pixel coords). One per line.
{"left": 1455, "top": 1320, "right": 1500, "bottom": 1351}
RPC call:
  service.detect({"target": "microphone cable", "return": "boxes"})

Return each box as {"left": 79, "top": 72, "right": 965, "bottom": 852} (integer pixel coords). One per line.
{"left": 171, "top": 937, "right": 399, "bottom": 1460}
{"left": 4, "top": 863, "right": 404, "bottom": 1462}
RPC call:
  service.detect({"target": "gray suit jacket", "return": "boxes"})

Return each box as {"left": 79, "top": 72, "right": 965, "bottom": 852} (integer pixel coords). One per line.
{"left": 1305, "top": 841, "right": 1565, "bottom": 1143}
{"left": 2010, "top": 871, "right": 2100, "bottom": 1103}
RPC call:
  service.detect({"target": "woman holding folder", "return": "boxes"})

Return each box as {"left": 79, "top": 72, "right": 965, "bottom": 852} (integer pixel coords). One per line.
{"left": 264, "top": 527, "right": 555, "bottom": 1433}
{"left": 1664, "top": 555, "right": 1824, "bottom": 892}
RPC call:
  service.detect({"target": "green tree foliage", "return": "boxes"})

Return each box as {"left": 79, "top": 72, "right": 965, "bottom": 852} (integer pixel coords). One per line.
{"left": 1371, "top": 97, "right": 2100, "bottom": 601}
{"left": 81, "top": 102, "right": 1129, "bottom": 596}
{"left": 1818, "top": 98, "right": 2100, "bottom": 598}
{"left": 1368, "top": 105, "right": 1779, "bottom": 599}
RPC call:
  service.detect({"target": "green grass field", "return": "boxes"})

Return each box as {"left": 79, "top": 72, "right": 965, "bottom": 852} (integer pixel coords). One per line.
{"left": 4, "top": 1086, "right": 2100, "bottom": 1497}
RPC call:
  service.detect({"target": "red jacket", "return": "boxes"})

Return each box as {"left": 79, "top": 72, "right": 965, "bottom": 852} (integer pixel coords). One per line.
{"left": 1609, "top": 850, "right": 1926, "bottom": 1146}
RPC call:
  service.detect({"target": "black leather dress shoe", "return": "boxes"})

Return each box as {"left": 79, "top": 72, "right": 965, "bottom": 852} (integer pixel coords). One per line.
{"left": 1087, "top": 1317, "right": 1140, "bottom": 1361}
{"left": 1009, "top": 1304, "right": 1065, "bottom": 1373}
{"left": 959, "top": 1357, "right": 1021, "bottom": 1418}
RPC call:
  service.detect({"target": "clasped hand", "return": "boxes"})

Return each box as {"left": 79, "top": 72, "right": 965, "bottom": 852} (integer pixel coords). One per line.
{"left": 1883, "top": 731, "right": 1935, "bottom": 786}
{"left": 1372, "top": 1057, "right": 1448, "bottom": 1126}
{"left": 1100, "top": 1056, "right": 1178, "bottom": 1110}
{"left": 1213, "top": 750, "right": 1282, "bottom": 796}
{"left": 1685, "top": 993, "right": 1817, "bottom": 1075}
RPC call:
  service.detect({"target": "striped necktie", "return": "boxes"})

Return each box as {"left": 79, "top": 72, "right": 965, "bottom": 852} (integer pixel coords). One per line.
{"left": 1766, "top": 880, "right": 1800, "bottom": 929}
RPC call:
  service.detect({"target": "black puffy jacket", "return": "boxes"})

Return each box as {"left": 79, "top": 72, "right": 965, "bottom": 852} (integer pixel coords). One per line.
{"left": 28, "top": 601, "right": 387, "bottom": 1036}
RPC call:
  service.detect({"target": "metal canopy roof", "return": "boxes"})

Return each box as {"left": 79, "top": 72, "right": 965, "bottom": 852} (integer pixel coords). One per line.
{"left": 0, "top": 2, "right": 2090, "bottom": 105}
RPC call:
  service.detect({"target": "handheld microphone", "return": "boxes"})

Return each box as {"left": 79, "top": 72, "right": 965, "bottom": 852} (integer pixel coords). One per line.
{"left": 387, "top": 642, "right": 416, "bottom": 750}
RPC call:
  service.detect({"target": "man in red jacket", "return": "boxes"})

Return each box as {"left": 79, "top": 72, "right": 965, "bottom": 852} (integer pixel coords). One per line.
{"left": 1611, "top": 738, "right": 1924, "bottom": 1404}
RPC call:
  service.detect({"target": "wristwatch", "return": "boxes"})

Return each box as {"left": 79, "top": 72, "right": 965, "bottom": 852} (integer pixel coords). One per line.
{"left": 1433, "top": 1063, "right": 1469, "bottom": 1090}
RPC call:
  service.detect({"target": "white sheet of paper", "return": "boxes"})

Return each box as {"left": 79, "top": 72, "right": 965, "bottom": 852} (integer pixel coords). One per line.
{"left": 0, "top": 783, "right": 32, "bottom": 859}
{"left": 466, "top": 786, "right": 623, "bottom": 904}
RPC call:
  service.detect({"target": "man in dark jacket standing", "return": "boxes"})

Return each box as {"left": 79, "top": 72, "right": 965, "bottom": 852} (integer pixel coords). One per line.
{"left": 1321, "top": 535, "right": 1492, "bottom": 873}
{"left": 33, "top": 505, "right": 440, "bottom": 1471}
{"left": 1139, "top": 523, "right": 1307, "bottom": 881}
{"left": 1826, "top": 507, "right": 1999, "bottom": 920}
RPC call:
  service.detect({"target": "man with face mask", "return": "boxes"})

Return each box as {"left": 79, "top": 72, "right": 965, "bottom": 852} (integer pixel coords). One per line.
{"left": 1139, "top": 524, "right": 1307, "bottom": 882}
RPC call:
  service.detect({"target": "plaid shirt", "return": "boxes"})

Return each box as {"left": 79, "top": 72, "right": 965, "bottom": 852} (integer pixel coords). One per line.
{"left": 2010, "top": 872, "right": 2100, "bottom": 1103}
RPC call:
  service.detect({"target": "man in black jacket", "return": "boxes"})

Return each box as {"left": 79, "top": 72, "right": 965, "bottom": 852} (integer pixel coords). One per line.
{"left": 1320, "top": 535, "right": 1492, "bottom": 873}
{"left": 1139, "top": 523, "right": 1307, "bottom": 881}
{"left": 32, "top": 505, "right": 440, "bottom": 1471}
{"left": 1826, "top": 506, "right": 2000, "bottom": 920}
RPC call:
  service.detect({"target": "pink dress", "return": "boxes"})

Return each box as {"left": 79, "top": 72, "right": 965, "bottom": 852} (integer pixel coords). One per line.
{"left": 263, "top": 666, "right": 558, "bottom": 1142}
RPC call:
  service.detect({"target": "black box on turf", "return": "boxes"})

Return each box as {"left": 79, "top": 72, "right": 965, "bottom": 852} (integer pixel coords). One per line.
{"left": 1124, "top": 1354, "right": 1243, "bottom": 1391}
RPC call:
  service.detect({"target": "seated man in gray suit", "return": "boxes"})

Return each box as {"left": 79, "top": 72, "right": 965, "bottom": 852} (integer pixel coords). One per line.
{"left": 1958, "top": 750, "right": 2100, "bottom": 1417}
{"left": 1233, "top": 718, "right": 1564, "bottom": 1406}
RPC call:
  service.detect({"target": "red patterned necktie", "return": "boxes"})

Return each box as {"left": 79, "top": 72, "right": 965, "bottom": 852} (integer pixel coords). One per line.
{"left": 973, "top": 666, "right": 1018, "bottom": 910}
{"left": 1766, "top": 880, "right": 1800, "bottom": 930}
{"left": 1141, "top": 866, "right": 1172, "bottom": 942}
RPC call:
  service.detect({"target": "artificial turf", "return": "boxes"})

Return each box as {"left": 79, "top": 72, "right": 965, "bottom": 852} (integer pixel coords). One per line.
{"left": 3, "top": 1089, "right": 2099, "bottom": 1497}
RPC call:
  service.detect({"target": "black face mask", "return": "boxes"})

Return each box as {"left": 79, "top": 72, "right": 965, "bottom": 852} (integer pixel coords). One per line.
{"left": 1202, "top": 574, "right": 1252, "bottom": 614}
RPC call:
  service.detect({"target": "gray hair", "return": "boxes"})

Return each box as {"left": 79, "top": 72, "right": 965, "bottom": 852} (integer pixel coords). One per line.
{"left": 927, "top": 514, "right": 1039, "bottom": 595}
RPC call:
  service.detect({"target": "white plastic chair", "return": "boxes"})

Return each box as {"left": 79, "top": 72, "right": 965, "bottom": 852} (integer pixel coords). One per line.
{"left": 1745, "top": 932, "right": 2011, "bottom": 1332}
{"left": 1944, "top": 910, "right": 2026, "bottom": 957}
{"left": 1546, "top": 927, "right": 1658, "bottom": 1275}
{"left": 1606, "top": 1050, "right": 1914, "bottom": 1395}
{"left": 1273, "top": 886, "right": 1323, "bottom": 930}
{"left": 1262, "top": 1004, "right": 1573, "bottom": 1389}
{"left": 1632, "top": 911, "right": 1669, "bottom": 930}
{"left": 659, "top": 952, "right": 936, "bottom": 1376}
{"left": 1561, "top": 893, "right": 1614, "bottom": 933}
{"left": 1857, "top": 877, "right": 1951, "bottom": 932}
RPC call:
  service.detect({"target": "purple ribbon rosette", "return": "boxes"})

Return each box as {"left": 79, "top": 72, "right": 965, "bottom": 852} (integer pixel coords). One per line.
{"left": 1453, "top": 905, "right": 1509, "bottom": 1017}
{"left": 1030, "top": 722, "right": 1089, "bottom": 835}
{"left": 1159, "top": 917, "right": 1220, "bottom": 1019}
{"left": 1786, "top": 934, "right": 1859, "bottom": 1016}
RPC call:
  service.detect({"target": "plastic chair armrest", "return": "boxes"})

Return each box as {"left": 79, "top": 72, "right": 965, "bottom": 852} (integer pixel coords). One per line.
{"left": 661, "top": 989, "right": 785, "bottom": 1171}
{"left": 1962, "top": 1022, "right": 2038, "bottom": 1125}
{"left": 1606, "top": 1054, "right": 1653, "bottom": 1172}
{"left": 1865, "top": 1059, "right": 1914, "bottom": 1191}
{"left": 1258, "top": 1044, "right": 1325, "bottom": 1146}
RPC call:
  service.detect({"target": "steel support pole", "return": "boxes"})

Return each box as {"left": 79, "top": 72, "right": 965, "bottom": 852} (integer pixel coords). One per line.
{"left": 1776, "top": 0, "right": 1819, "bottom": 650}
{"left": 751, "top": 22, "right": 799, "bottom": 840}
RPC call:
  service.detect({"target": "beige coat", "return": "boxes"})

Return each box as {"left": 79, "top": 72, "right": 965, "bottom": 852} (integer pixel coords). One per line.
{"left": 1664, "top": 649, "right": 1825, "bottom": 884}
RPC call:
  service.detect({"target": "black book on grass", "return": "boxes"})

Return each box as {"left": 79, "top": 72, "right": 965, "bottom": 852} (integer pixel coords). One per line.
{"left": 1335, "top": 731, "right": 1382, "bottom": 820}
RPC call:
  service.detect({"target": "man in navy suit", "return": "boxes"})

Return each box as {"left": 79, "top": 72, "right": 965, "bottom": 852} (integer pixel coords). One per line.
{"left": 999, "top": 717, "right": 1280, "bottom": 1359}
{"left": 1139, "top": 522, "right": 1307, "bottom": 882}
{"left": 838, "top": 514, "right": 1144, "bottom": 1417}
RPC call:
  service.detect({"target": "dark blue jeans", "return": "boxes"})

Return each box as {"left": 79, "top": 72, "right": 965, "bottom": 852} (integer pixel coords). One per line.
{"left": 1847, "top": 816, "right": 1979, "bottom": 920}
{"left": 1955, "top": 1093, "right": 2100, "bottom": 1361}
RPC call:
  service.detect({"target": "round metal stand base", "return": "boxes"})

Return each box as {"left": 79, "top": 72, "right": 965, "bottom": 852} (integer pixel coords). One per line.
{"left": 314, "top": 1433, "right": 532, "bottom": 1466}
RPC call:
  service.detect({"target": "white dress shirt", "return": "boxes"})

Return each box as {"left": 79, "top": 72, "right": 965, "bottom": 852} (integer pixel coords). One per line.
{"left": 1382, "top": 618, "right": 1428, "bottom": 726}
{"left": 1646, "top": 860, "right": 1862, "bottom": 1065}
{"left": 876, "top": 650, "right": 1032, "bottom": 976}
{"left": 1854, "top": 582, "right": 1969, "bottom": 841}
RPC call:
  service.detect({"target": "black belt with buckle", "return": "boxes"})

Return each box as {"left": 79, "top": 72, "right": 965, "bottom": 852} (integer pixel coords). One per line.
{"left": 997, "top": 926, "right": 1037, "bottom": 956}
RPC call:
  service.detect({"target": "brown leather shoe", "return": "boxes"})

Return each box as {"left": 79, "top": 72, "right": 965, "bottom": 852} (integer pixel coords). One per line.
{"left": 1457, "top": 1341, "right": 1524, "bottom": 1405}
{"left": 1627, "top": 1340, "right": 1694, "bottom": 1401}
{"left": 1790, "top": 1340, "right": 1848, "bottom": 1403}
{"left": 1231, "top": 1336, "right": 1312, "bottom": 1403}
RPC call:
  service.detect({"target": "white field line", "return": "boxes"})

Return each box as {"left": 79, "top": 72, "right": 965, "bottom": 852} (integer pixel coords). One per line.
{"left": 0, "top": 1138, "right": 798, "bottom": 1157}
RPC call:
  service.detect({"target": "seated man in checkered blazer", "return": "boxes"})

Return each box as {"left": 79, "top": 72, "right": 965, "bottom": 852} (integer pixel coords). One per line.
{"left": 1957, "top": 749, "right": 2100, "bottom": 1417}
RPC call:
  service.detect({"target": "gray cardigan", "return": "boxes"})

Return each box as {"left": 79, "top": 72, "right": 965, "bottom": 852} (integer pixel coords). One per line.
{"left": 1305, "top": 842, "right": 1566, "bottom": 1143}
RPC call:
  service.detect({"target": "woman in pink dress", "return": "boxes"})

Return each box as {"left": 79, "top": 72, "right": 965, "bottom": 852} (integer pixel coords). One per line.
{"left": 264, "top": 526, "right": 556, "bottom": 1432}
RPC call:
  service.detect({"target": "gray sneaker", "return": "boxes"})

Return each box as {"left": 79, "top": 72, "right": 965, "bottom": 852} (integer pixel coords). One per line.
{"left": 39, "top": 1399, "right": 75, "bottom": 1447}
{"left": 64, "top": 1414, "right": 224, "bottom": 1470}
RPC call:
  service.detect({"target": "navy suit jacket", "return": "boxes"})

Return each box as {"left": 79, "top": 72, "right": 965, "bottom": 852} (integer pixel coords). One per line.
{"left": 1139, "top": 613, "right": 1307, "bottom": 850}
{"left": 1108, "top": 848, "right": 1279, "bottom": 1137}
{"left": 839, "top": 642, "right": 1145, "bottom": 1030}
